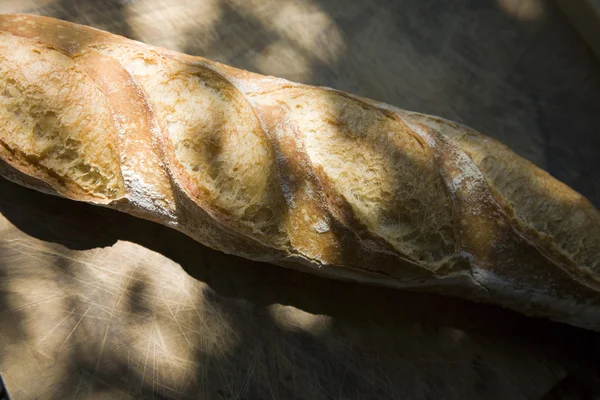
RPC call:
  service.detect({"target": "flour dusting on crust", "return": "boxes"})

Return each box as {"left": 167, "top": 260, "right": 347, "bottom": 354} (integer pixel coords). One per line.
{"left": 121, "top": 162, "right": 176, "bottom": 220}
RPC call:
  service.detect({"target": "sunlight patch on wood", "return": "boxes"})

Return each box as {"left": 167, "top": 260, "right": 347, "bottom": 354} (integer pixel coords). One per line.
{"left": 0, "top": 0, "right": 54, "bottom": 14}
{"left": 230, "top": 0, "right": 346, "bottom": 81}
{"left": 497, "top": 0, "right": 547, "bottom": 21}
{"left": 269, "top": 304, "right": 331, "bottom": 335}
{"left": 123, "top": 0, "right": 223, "bottom": 52}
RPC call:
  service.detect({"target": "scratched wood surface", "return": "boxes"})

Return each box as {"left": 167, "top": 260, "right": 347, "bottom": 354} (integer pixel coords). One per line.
{"left": 1, "top": 0, "right": 600, "bottom": 399}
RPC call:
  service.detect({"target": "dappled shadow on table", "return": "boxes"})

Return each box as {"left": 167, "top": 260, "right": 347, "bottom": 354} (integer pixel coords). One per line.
{"left": 1, "top": 172, "right": 598, "bottom": 399}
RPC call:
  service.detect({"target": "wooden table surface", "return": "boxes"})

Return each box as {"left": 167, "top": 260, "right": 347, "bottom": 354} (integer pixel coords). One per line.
{"left": 1, "top": 0, "right": 600, "bottom": 399}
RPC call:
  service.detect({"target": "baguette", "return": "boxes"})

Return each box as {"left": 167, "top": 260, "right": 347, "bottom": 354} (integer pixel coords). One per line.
{"left": 1, "top": 14, "right": 599, "bottom": 330}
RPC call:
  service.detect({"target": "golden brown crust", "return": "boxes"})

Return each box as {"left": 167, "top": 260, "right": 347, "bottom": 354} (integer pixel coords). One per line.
{"left": 0, "top": 31, "right": 125, "bottom": 202}
{"left": 0, "top": 14, "right": 599, "bottom": 330}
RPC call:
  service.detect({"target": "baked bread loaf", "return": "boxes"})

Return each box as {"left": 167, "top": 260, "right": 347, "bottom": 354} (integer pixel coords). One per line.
{"left": 1, "top": 14, "right": 599, "bottom": 330}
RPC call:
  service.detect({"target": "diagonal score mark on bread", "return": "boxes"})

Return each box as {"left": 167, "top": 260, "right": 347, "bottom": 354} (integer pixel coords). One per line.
{"left": 0, "top": 13, "right": 599, "bottom": 331}
{"left": 0, "top": 32, "right": 125, "bottom": 202}
{"left": 92, "top": 42, "right": 288, "bottom": 247}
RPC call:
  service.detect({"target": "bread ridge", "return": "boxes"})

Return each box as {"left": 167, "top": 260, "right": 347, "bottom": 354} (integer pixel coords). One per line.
{"left": 0, "top": 13, "right": 599, "bottom": 330}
